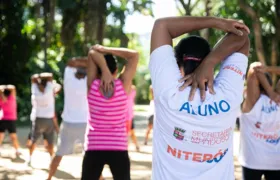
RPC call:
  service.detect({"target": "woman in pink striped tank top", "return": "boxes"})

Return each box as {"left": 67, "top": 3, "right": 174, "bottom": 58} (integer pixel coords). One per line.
{"left": 81, "top": 45, "right": 138, "bottom": 180}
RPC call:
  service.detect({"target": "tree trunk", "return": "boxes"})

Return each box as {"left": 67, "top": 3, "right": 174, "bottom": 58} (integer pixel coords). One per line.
{"left": 239, "top": 0, "right": 266, "bottom": 65}
{"left": 275, "top": 0, "right": 280, "bottom": 41}
{"left": 49, "top": 0, "right": 56, "bottom": 38}
{"left": 96, "top": 0, "right": 107, "bottom": 44}
{"left": 43, "top": 0, "right": 50, "bottom": 70}
{"left": 177, "top": 0, "right": 201, "bottom": 36}
{"left": 271, "top": 39, "right": 278, "bottom": 86}
{"left": 84, "top": 0, "right": 99, "bottom": 45}
{"left": 61, "top": 9, "right": 80, "bottom": 56}
{"left": 202, "top": 0, "right": 211, "bottom": 40}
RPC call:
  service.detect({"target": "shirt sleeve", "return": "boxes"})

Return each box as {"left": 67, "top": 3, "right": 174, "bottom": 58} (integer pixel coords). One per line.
{"left": 214, "top": 53, "right": 248, "bottom": 104}
{"left": 149, "top": 45, "right": 182, "bottom": 98}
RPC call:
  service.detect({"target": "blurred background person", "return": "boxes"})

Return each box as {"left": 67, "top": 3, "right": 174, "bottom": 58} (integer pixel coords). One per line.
{"left": 47, "top": 57, "right": 89, "bottom": 180}
{"left": 0, "top": 85, "right": 21, "bottom": 157}
{"left": 81, "top": 45, "right": 138, "bottom": 180}
{"left": 127, "top": 85, "right": 140, "bottom": 151}
{"left": 144, "top": 85, "right": 154, "bottom": 145}
{"left": 239, "top": 63, "right": 280, "bottom": 180}
{"left": 28, "top": 73, "right": 61, "bottom": 166}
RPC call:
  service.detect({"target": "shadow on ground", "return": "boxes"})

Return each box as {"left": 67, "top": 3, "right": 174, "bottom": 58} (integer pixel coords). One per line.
{"left": 41, "top": 168, "right": 78, "bottom": 180}
{"left": 0, "top": 165, "right": 32, "bottom": 180}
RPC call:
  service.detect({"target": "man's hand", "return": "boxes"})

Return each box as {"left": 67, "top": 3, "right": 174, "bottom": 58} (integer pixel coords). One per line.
{"left": 216, "top": 18, "right": 250, "bottom": 36}
{"left": 179, "top": 60, "right": 215, "bottom": 102}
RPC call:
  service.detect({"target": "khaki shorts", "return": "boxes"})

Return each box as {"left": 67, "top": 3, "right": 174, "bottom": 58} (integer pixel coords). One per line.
{"left": 56, "top": 121, "right": 87, "bottom": 156}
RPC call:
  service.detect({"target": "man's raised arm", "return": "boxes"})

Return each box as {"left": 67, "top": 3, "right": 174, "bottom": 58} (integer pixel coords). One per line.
{"left": 150, "top": 16, "right": 249, "bottom": 53}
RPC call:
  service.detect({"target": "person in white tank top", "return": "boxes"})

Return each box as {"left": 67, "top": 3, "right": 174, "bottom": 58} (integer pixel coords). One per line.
{"left": 239, "top": 63, "right": 280, "bottom": 180}
{"left": 144, "top": 85, "right": 154, "bottom": 145}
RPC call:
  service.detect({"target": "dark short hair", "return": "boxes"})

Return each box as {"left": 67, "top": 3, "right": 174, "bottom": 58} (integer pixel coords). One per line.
{"left": 3, "top": 89, "right": 11, "bottom": 97}
{"left": 40, "top": 79, "right": 48, "bottom": 88}
{"left": 76, "top": 67, "right": 87, "bottom": 76}
{"left": 175, "top": 36, "right": 211, "bottom": 75}
{"left": 260, "top": 73, "right": 272, "bottom": 93}
{"left": 97, "top": 54, "right": 117, "bottom": 75}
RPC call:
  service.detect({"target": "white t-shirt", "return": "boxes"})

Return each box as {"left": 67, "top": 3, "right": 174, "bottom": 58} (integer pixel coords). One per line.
{"left": 31, "top": 82, "right": 56, "bottom": 120}
{"left": 239, "top": 95, "right": 280, "bottom": 170}
{"left": 61, "top": 67, "right": 89, "bottom": 123}
{"left": 149, "top": 45, "right": 248, "bottom": 180}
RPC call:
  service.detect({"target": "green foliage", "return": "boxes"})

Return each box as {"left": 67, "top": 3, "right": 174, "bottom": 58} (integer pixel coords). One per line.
{"left": 3, "top": 0, "right": 279, "bottom": 127}
{"left": 0, "top": 0, "right": 153, "bottom": 126}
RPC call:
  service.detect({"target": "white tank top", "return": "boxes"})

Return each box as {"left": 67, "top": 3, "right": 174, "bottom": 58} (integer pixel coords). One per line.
{"left": 239, "top": 94, "right": 280, "bottom": 170}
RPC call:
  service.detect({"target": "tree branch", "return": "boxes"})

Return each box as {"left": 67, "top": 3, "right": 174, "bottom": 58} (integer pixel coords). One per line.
{"left": 275, "top": 0, "right": 280, "bottom": 41}
{"left": 271, "top": 38, "right": 278, "bottom": 86}
{"left": 239, "top": 0, "right": 266, "bottom": 65}
{"left": 190, "top": 0, "right": 202, "bottom": 12}
{"left": 178, "top": 0, "right": 188, "bottom": 12}
{"left": 175, "top": 0, "right": 185, "bottom": 15}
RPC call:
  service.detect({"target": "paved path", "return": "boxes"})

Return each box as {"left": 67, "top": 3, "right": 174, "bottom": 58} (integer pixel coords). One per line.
{"left": 0, "top": 108, "right": 243, "bottom": 180}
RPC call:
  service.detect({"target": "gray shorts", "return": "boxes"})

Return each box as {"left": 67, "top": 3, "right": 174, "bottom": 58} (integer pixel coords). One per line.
{"left": 56, "top": 121, "right": 87, "bottom": 156}
{"left": 31, "top": 117, "right": 55, "bottom": 145}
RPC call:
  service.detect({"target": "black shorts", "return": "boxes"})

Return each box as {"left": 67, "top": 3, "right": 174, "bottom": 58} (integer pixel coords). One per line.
{"left": 131, "top": 118, "right": 135, "bottom": 130}
{"left": 242, "top": 166, "right": 280, "bottom": 180}
{"left": 81, "top": 150, "right": 130, "bottom": 180}
{"left": 0, "top": 120, "right": 17, "bottom": 133}
{"left": 148, "top": 115, "right": 154, "bottom": 125}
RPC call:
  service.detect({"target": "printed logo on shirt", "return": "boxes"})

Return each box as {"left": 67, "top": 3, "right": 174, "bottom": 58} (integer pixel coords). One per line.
{"left": 179, "top": 100, "right": 231, "bottom": 116}
{"left": 173, "top": 127, "right": 186, "bottom": 141}
{"left": 191, "top": 127, "right": 232, "bottom": 146}
{"left": 261, "top": 104, "right": 279, "bottom": 113}
{"left": 252, "top": 125, "right": 280, "bottom": 145}
{"left": 223, "top": 64, "right": 244, "bottom": 77}
{"left": 255, "top": 122, "right": 261, "bottom": 129}
{"left": 167, "top": 144, "right": 228, "bottom": 163}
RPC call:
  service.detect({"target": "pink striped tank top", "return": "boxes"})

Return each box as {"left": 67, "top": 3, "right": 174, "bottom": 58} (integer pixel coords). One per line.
{"left": 85, "top": 79, "right": 128, "bottom": 151}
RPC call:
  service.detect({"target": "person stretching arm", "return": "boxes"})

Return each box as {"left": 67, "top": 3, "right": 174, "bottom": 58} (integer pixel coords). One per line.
{"left": 151, "top": 16, "right": 250, "bottom": 101}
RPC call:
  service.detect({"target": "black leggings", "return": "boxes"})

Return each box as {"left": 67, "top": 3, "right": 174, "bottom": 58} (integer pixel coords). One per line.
{"left": 81, "top": 150, "right": 130, "bottom": 180}
{"left": 243, "top": 166, "right": 280, "bottom": 180}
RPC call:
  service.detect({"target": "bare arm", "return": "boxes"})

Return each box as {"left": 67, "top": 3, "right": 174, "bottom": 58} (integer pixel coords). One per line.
{"left": 67, "top": 57, "right": 87, "bottom": 68}
{"left": 263, "top": 66, "right": 280, "bottom": 75}
{"left": 31, "top": 74, "right": 40, "bottom": 83}
{"left": 5, "top": 85, "right": 16, "bottom": 96}
{"left": 150, "top": 16, "right": 249, "bottom": 53}
{"left": 242, "top": 63, "right": 261, "bottom": 113}
{"left": 181, "top": 30, "right": 249, "bottom": 100}
{"left": 53, "top": 114, "right": 60, "bottom": 133}
{"left": 204, "top": 30, "right": 250, "bottom": 64}
{"left": 98, "top": 46, "right": 139, "bottom": 93}
{"left": 40, "top": 72, "right": 53, "bottom": 81}
{"left": 53, "top": 81, "right": 62, "bottom": 94}
{"left": 87, "top": 50, "right": 109, "bottom": 91}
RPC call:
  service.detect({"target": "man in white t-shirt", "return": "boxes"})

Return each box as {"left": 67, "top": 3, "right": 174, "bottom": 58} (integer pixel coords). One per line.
{"left": 47, "top": 57, "right": 89, "bottom": 180}
{"left": 239, "top": 63, "right": 280, "bottom": 180}
{"left": 29, "top": 73, "right": 61, "bottom": 165}
{"left": 149, "top": 16, "right": 249, "bottom": 180}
